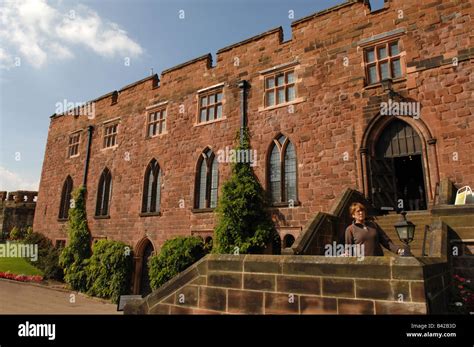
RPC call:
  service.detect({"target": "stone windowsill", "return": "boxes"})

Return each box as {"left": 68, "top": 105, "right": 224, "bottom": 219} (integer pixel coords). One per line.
{"left": 363, "top": 76, "right": 407, "bottom": 90}
{"left": 194, "top": 117, "right": 227, "bottom": 127}
{"left": 192, "top": 208, "right": 215, "bottom": 214}
{"left": 146, "top": 132, "right": 168, "bottom": 140}
{"left": 139, "top": 212, "right": 162, "bottom": 217}
{"left": 270, "top": 201, "right": 301, "bottom": 208}
{"left": 258, "top": 97, "right": 306, "bottom": 112}
{"left": 100, "top": 145, "right": 119, "bottom": 152}
{"left": 94, "top": 215, "right": 110, "bottom": 219}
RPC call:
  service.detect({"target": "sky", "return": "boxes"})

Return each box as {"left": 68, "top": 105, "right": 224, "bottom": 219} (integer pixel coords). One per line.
{"left": 0, "top": 0, "right": 384, "bottom": 192}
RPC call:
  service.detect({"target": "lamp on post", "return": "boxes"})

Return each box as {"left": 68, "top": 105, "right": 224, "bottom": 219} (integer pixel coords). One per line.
{"left": 394, "top": 211, "right": 416, "bottom": 256}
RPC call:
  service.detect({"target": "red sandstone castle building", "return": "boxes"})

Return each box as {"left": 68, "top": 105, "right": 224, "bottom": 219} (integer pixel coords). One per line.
{"left": 33, "top": 0, "right": 473, "bottom": 294}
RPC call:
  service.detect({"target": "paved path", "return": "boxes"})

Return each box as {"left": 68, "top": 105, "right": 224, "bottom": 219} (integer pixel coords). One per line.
{"left": 0, "top": 279, "right": 121, "bottom": 314}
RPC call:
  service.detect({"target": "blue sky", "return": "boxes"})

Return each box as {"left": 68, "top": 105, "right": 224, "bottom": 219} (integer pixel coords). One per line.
{"left": 0, "top": 0, "right": 384, "bottom": 192}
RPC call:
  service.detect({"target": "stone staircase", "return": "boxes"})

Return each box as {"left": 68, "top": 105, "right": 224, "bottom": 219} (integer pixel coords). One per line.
{"left": 374, "top": 211, "right": 433, "bottom": 256}
{"left": 374, "top": 207, "right": 474, "bottom": 257}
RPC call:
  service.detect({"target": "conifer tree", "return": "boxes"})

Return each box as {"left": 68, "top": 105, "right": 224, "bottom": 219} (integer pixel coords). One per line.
{"left": 59, "top": 186, "right": 91, "bottom": 291}
{"left": 213, "top": 128, "right": 280, "bottom": 254}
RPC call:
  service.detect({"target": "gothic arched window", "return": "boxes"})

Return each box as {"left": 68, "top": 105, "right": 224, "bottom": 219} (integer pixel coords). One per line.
{"left": 142, "top": 159, "right": 161, "bottom": 213}
{"left": 95, "top": 168, "right": 112, "bottom": 216}
{"left": 195, "top": 148, "right": 218, "bottom": 209}
{"left": 58, "top": 176, "right": 73, "bottom": 219}
{"left": 268, "top": 135, "right": 297, "bottom": 204}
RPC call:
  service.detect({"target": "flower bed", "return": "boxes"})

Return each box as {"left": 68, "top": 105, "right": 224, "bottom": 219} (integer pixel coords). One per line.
{"left": 0, "top": 271, "right": 43, "bottom": 282}
{"left": 451, "top": 274, "right": 474, "bottom": 314}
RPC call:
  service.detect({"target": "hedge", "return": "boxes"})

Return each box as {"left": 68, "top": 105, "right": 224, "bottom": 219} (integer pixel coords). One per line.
{"left": 23, "top": 232, "right": 63, "bottom": 280}
{"left": 86, "top": 240, "right": 133, "bottom": 303}
{"left": 149, "top": 236, "right": 206, "bottom": 290}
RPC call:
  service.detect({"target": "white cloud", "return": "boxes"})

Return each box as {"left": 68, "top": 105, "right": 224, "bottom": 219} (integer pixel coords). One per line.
{"left": 48, "top": 42, "right": 73, "bottom": 60}
{"left": 0, "top": 0, "right": 143, "bottom": 69}
{"left": 56, "top": 6, "right": 143, "bottom": 58}
{"left": 0, "top": 166, "right": 39, "bottom": 191}
{"left": 0, "top": 48, "right": 16, "bottom": 69}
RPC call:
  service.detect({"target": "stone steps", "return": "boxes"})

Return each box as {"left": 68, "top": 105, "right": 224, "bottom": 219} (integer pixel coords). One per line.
{"left": 375, "top": 212, "right": 434, "bottom": 256}
{"left": 373, "top": 209, "right": 474, "bottom": 256}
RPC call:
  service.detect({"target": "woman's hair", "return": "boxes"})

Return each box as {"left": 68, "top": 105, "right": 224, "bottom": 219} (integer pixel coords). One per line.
{"left": 349, "top": 202, "right": 366, "bottom": 216}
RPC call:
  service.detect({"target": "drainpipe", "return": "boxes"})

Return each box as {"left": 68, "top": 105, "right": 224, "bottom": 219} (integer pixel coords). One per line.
{"left": 83, "top": 125, "right": 94, "bottom": 188}
{"left": 238, "top": 80, "right": 248, "bottom": 145}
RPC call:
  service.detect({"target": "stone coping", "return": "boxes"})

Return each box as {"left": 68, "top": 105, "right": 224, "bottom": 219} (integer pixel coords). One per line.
{"left": 125, "top": 253, "right": 448, "bottom": 314}
{"left": 432, "top": 204, "right": 474, "bottom": 215}
{"left": 207, "top": 254, "right": 448, "bottom": 269}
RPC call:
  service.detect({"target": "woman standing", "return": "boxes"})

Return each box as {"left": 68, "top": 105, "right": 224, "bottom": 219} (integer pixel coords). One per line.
{"left": 345, "top": 202, "right": 405, "bottom": 256}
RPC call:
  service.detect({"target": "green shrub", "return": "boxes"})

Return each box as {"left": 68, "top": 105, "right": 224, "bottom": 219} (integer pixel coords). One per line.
{"left": 213, "top": 129, "right": 280, "bottom": 254}
{"left": 149, "top": 236, "right": 206, "bottom": 290}
{"left": 10, "top": 226, "right": 27, "bottom": 240}
{"left": 23, "top": 232, "right": 64, "bottom": 280}
{"left": 25, "top": 226, "right": 33, "bottom": 236}
{"left": 86, "top": 240, "right": 132, "bottom": 303}
{"left": 59, "top": 186, "right": 91, "bottom": 291}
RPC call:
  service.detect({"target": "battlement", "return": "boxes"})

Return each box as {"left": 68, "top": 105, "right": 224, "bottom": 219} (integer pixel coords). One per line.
{"left": 0, "top": 191, "right": 38, "bottom": 203}
{"left": 48, "top": 0, "right": 383, "bottom": 121}
{"left": 291, "top": 0, "right": 369, "bottom": 28}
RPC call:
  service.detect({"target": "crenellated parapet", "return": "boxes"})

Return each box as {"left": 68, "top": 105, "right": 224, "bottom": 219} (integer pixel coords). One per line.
{"left": 48, "top": 1, "right": 376, "bottom": 120}
{"left": 0, "top": 191, "right": 37, "bottom": 239}
{"left": 0, "top": 191, "right": 38, "bottom": 204}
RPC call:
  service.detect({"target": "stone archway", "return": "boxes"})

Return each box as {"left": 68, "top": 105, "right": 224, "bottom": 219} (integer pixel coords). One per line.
{"left": 132, "top": 238, "right": 155, "bottom": 296}
{"left": 283, "top": 234, "right": 295, "bottom": 248}
{"left": 360, "top": 115, "right": 439, "bottom": 210}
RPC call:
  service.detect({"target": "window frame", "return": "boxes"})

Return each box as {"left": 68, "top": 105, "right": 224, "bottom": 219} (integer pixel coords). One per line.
{"left": 197, "top": 88, "right": 224, "bottom": 124}
{"left": 95, "top": 168, "right": 112, "bottom": 218}
{"left": 103, "top": 122, "right": 119, "bottom": 149}
{"left": 141, "top": 159, "right": 162, "bottom": 216}
{"left": 267, "top": 135, "right": 299, "bottom": 206}
{"left": 146, "top": 108, "right": 167, "bottom": 138}
{"left": 68, "top": 131, "right": 81, "bottom": 158}
{"left": 58, "top": 176, "right": 73, "bottom": 221}
{"left": 194, "top": 149, "right": 219, "bottom": 210}
{"left": 363, "top": 39, "right": 404, "bottom": 85}
{"left": 263, "top": 69, "right": 296, "bottom": 108}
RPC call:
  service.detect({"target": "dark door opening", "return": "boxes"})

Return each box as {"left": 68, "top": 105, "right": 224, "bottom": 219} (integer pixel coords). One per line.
{"left": 393, "top": 155, "right": 426, "bottom": 211}
{"left": 139, "top": 242, "right": 154, "bottom": 296}
{"left": 369, "top": 119, "right": 426, "bottom": 211}
{"left": 369, "top": 157, "right": 397, "bottom": 211}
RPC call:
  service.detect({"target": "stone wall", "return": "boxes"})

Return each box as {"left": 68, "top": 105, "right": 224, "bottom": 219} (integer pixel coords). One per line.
{"left": 431, "top": 206, "right": 474, "bottom": 282}
{"left": 33, "top": 0, "right": 474, "bottom": 255}
{"left": 125, "top": 254, "right": 450, "bottom": 314}
{"left": 0, "top": 191, "right": 37, "bottom": 240}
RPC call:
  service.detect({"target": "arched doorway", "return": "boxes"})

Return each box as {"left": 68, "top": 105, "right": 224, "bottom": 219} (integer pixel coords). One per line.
{"left": 368, "top": 119, "right": 427, "bottom": 211}
{"left": 133, "top": 238, "right": 155, "bottom": 296}
{"left": 283, "top": 234, "right": 295, "bottom": 248}
{"left": 139, "top": 241, "right": 154, "bottom": 296}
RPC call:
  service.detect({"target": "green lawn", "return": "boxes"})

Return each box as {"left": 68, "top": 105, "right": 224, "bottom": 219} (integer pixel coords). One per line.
{"left": 0, "top": 257, "right": 43, "bottom": 276}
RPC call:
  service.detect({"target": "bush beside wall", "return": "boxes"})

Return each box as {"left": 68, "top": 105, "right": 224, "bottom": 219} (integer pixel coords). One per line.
{"left": 149, "top": 236, "right": 206, "bottom": 290}
{"left": 86, "top": 240, "right": 133, "bottom": 303}
{"left": 23, "top": 232, "right": 63, "bottom": 280}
